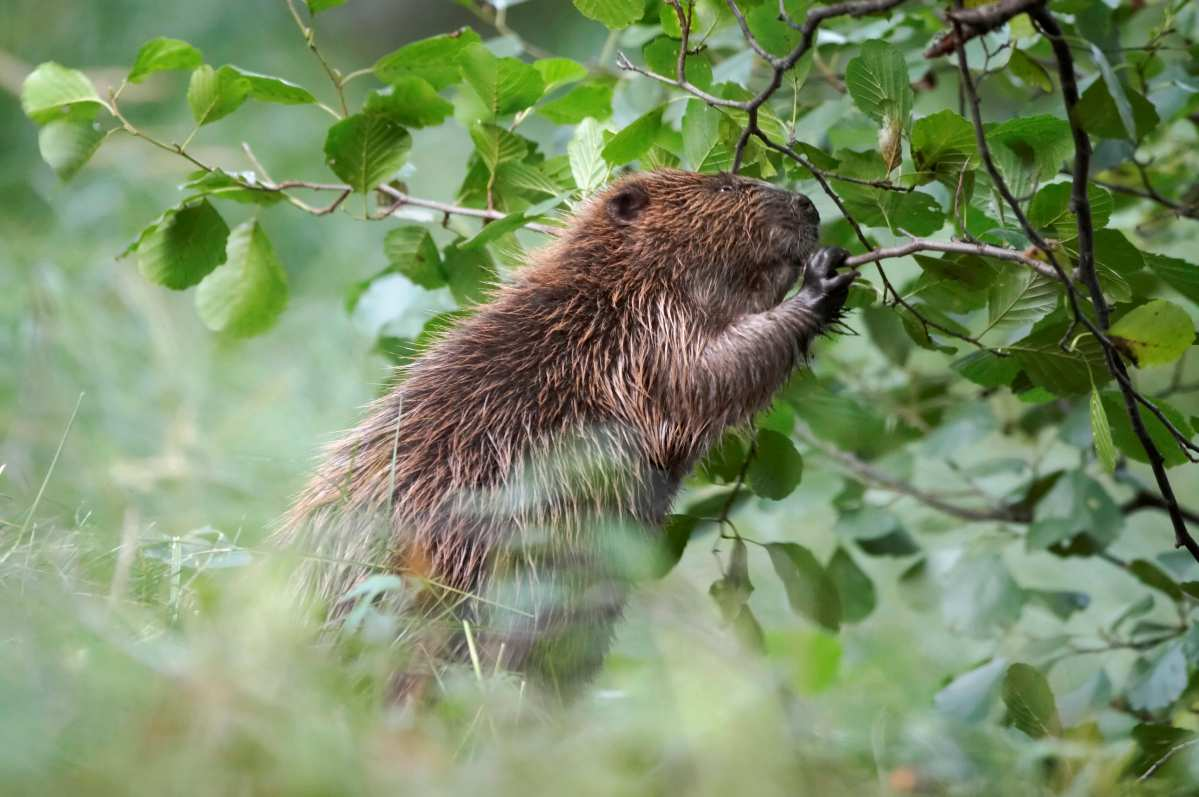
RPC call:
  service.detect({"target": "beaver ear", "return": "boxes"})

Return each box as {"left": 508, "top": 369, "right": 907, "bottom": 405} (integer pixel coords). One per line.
{"left": 607, "top": 184, "right": 649, "bottom": 225}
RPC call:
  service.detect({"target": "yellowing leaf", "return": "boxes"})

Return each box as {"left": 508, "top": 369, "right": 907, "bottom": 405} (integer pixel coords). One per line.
{"left": 1109, "top": 299, "right": 1195, "bottom": 367}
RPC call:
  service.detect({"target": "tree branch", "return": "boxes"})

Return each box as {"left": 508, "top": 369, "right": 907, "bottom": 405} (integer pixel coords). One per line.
{"left": 795, "top": 426, "right": 1029, "bottom": 522}
{"left": 108, "top": 89, "right": 556, "bottom": 233}
{"left": 1028, "top": 5, "right": 1199, "bottom": 564}
{"left": 925, "top": 0, "right": 1045, "bottom": 58}
{"left": 845, "top": 237, "right": 1060, "bottom": 281}
{"left": 284, "top": 0, "right": 349, "bottom": 117}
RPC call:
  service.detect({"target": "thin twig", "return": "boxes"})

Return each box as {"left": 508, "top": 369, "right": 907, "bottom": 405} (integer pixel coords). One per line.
{"left": 796, "top": 426, "right": 1029, "bottom": 522}
{"left": 845, "top": 237, "right": 1060, "bottom": 281}
{"left": 284, "top": 0, "right": 348, "bottom": 117}
{"left": 925, "top": 0, "right": 1045, "bottom": 58}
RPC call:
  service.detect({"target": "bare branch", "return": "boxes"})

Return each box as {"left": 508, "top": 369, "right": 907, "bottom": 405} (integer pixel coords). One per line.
{"left": 284, "top": 0, "right": 349, "bottom": 117}
{"left": 845, "top": 237, "right": 1061, "bottom": 281}
{"left": 108, "top": 88, "right": 556, "bottom": 233}
{"left": 1089, "top": 165, "right": 1199, "bottom": 221}
{"left": 795, "top": 426, "right": 1029, "bottom": 523}
{"left": 925, "top": 0, "right": 1045, "bottom": 58}
{"left": 374, "top": 185, "right": 558, "bottom": 234}
{"left": 725, "top": 1, "right": 782, "bottom": 66}
{"left": 613, "top": 52, "right": 744, "bottom": 109}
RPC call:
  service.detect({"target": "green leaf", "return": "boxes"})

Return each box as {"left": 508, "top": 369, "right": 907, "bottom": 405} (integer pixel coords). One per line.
{"left": 1002, "top": 663, "right": 1061, "bottom": 738}
{"left": 745, "top": 4, "right": 803, "bottom": 57}
{"left": 1090, "top": 388, "right": 1117, "bottom": 473}
{"left": 858, "top": 528, "right": 920, "bottom": 557}
{"left": 710, "top": 538, "right": 753, "bottom": 623}
{"left": 1027, "top": 589, "right": 1090, "bottom": 621}
{"left": 985, "top": 115, "right": 1073, "bottom": 197}
{"left": 643, "top": 37, "right": 713, "bottom": 91}
{"left": 442, "top": 242, "right": 495, "bottom": 305}
{"left": 498, "top": 161, "right": 567, "bottom": 196}
{"left": 362, "top": 78, "right": 452, "bottom": 128}
{"left": 537, "top": 78, "right": 614, "bottom": 124}
{"left": 459, "top": 44, "right": 544, "bottom": 118}
{"left": 37, "top": 108, "right": 104, "bottom": 180}
{"left": 227, "top": 66, "right": 315, "bottom": 105}
{"left": 1128, "top": 724, "right": 1196, "bottom": 781}
{"left": 1012, "top": 319, "right": 1108, "bottom": 396}
{"left": 136, "top": 200, "right": 230, "bottom": 290}
{"left": 373, "top": 28, "right": 482, "bottom": 90}
{"left": 323, "top": 113, "right": 412, "bottom": 193}
{"left": 1109, "top": 299, "right": 1195, "bottom": 367}
{"left": 571, "top": 0, "right": 643, "bottom": 29}
{"left": 21, "top": 62, "right": 107, "bottom": 123}
{"left": 833, "top": 151, "right": 944, "bottom": 234}
{"left": 839, "top": 185, "right": 945, "bottom": 236}
{"left": 833, "top": 506, "right": 902, "bottom": 542}
{"left": 383, "top": 226, "right": 444, "bottom": 289}
{"left": 862, "top": 305, "right": 911, "bottom": 366}
{"left": 845, "top": 41, "right": 913, "bottom": 129}
{"left": 1027, "top": 182, "right": 1113, "bottom": 240}
{"left": 1090, "top": 44, "right": 1137, "bottom": 142}
{"left": 1128, "top": 559, "right": 1184, "bottom": 602}
{"left": 195, "top": 220, "right": 287, "bottom": 337}
{"left": 1061, "top": 229, "right": 1145, "bottom": 276}
{"left": 952, "top": 350, "right": 1020, "bottom": 388}
{"left": 912, "top": 253, "right": 998, "bottom": 312}
{"left": 128, "top": 37, "right": 203, "bottom": 83}
{"left": 826, "top": 547, "right": 875, "bottom": 623}
{"left": 187, "top": 65, "right": 251, "bottom": 126}
{"left": 568, "top": 118, "right": 609, "bottom": 194}
{"left": 533, "top": 58, "right": 587, "bottom": 92}
{"left": 652, "top": 514, "right": 697, "bottom": 578}
{"left": 911, "top": 109, "right": 977, "bottom": 184}
{"left": 469, "top": 123, "right": 531, "bottom": 172}
{"left": 682, "top": 100, "right": 724, "bottom": 172}
{"left": 747, "top": 429, "right": 803, "bottom": 500}
{"left": 1076, "top": 79, "right": 1159, "bottom": 142}
{"left": 1126, "top": 643, "right": 1188, "bottom": 712}
{"left": 982, "top": 268, "right": 1059, "bottom": 345}
{"left": 922, "top": 403, "right": 997, "bottom": 457}
{"left": 934, "top": 658, "right": 1008, "bottom": 723}
{"left": 700, "top": 431, "right": 749, "bottom": 483}
{"left": 459, "top": 193, "right": 567, "bottom": 250}
{"left": 1100, "top": 391, "right": 1194, "bottom": 468}
{"left": 1145, "top": 253, "right": 1199, "bottom": 306}
{"left": 943, "top": 554, "right": 1024, "bottom": 634}
{"left": 181, "top": 169, "right": 286, "bottom": 205}
{"left": 1008, "top": 48, "right": 1052, "bottom": 92}
{"left": 601, "top": 105, "right": 664, "bottom": 165}
{"left": 1027, "top": 470, "right": 1120, "bottom": 551}
{"left": 307, "top": 0, "right": 346, "bottom": 11}
{"left": 766, "top": 542, "right": 841, "bottom": 632}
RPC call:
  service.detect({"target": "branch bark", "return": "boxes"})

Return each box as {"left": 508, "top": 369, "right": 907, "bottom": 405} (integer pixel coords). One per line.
{"left": 1028, "top": 5, "right": 1199, "bottom": 563}
{"left": 845, "top": 238, "right": 1060, "bottom": 281}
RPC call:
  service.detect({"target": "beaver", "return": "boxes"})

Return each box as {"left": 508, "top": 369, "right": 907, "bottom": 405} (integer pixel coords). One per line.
{"left": 279, "top": 169, "right": 854, "bottom": 697}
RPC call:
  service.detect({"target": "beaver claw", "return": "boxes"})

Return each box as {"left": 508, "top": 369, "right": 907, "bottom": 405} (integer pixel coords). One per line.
{"left": 797, "top": 246, "right": 856, "bottom": 321}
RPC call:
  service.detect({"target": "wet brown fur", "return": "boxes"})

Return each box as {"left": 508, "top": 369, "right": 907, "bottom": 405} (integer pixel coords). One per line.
{"left": 278, "top": 169, "right": 851, "bottom": 694}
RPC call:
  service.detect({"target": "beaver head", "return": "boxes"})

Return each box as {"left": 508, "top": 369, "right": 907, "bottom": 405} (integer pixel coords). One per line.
{"left": 555, "top": 169, "right": 822, "bottom": 322}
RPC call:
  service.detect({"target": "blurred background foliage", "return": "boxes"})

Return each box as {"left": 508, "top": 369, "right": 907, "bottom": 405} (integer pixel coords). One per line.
{"left": 3, "top": 0, "right": 1199, "bottom": 794}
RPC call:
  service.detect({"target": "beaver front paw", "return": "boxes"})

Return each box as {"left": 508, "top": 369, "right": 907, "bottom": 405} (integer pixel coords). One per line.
{"left": 797, "top": 246, "right": 856, "bottom": 322}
